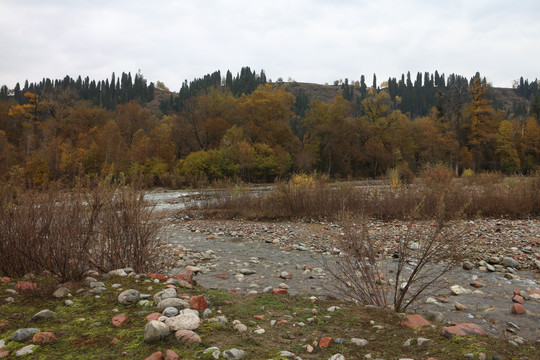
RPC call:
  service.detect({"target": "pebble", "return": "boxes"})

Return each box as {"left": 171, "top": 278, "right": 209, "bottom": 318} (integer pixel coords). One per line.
{"left": 351, "top": 338, "right": 368, "bottom": 346}
{"left": 11, "top": 328, "right": 40, "bottom": 342}
{"left": 222, "top": 348, "right": 246, "bottom": 360}
{"left": 15, "top": 345, "right": 36, "bottom": 356}
{"left": 31, "top": 309, "right": 55, "bottom": 321}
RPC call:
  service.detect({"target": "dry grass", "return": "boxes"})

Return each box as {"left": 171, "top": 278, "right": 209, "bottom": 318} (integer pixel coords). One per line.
{"left": 186, "top": 175, "right": 540, "bottom": 221}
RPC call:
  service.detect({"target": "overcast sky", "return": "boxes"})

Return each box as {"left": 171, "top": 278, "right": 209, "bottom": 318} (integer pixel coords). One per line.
{"left": 1, "top": 0, "right": 538, "bottom": 91}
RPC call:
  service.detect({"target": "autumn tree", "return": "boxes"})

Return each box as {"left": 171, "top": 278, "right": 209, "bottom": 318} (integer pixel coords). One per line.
{"left": 496, "top": 120, "right": 520, "bottom": 173}
{"left": 465, "top": 75, "right": 497, "bottom": 170}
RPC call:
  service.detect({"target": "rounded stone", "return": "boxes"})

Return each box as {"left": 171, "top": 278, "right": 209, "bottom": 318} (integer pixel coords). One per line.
{"left": 118, "top": 289, "right": 140, "bottom": 305}
{"left": 143, "top": 320, "right": 170, "bottom": 342}
{"left": 157, "top": 298, "right": 189, "bottom": 313}
{"left": 163, "top": 307, "right": 179, "bottom": 317}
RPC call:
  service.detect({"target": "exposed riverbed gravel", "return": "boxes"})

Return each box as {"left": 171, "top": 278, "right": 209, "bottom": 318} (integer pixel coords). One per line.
{"left": 159, "top": 217, "right": 540, "bottom": 343}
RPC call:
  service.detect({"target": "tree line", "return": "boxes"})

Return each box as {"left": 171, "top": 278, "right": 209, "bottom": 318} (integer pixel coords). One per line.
{"left": 0, "top": 68, "right": 539, "bottom": 186}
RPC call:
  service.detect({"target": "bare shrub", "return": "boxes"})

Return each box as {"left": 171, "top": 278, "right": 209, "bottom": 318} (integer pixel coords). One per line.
{"left": 420, "top": 163, "right": 453, "bottom": 185}
{"left": 325, "top": 198, "right": 469, "bottom": 312}
{"left": 0, "top": 181, "right": 164, "bottom": 280}
{"left": 0, "top": 183, "right": 103, "bottom": 280}
{"left": 187, "top": 175, "right": 540, "bottom": 221}
{"left": 324, "top": 218, "right": 388, "bottom": 307}
{"left": 90, "top": 185, "right": 164, "bottom": 273}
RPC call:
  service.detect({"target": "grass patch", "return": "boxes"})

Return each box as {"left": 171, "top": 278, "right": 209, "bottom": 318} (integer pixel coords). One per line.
{"left": 0, "top": 274, "right": 538, "bottom": 359}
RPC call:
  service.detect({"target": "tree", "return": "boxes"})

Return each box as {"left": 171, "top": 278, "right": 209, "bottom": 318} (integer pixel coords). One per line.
{"left": 496, "top": 120, "right": 520, "bottom": 173}
{"left": 155, "top": 81, "right": 170, "bottom": 92}
{"left": 466, "top": 75, "right": 497, "bottom": 170}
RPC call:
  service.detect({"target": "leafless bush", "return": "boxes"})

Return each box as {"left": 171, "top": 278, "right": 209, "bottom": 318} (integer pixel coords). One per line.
{"left": 324, "top": 217, "right": 388, "bottom": 307}
{"left": 0, "top": 181, "right": 164, "bottom": 280}
{"left": 89, "top": 185, "right": 164, "bottom": 273}
{"left": 326, "top": 198, "right": 469, "bottom": 312}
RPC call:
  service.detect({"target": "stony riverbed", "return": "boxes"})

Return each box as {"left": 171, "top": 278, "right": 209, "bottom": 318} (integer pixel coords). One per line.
{"left": 157, "top": 217, "right": 540, "bottom": 343}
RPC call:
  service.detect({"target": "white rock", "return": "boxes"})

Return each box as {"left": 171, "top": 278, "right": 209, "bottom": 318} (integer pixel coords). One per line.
{"left": 279, "top": 350, "right": 296, "bottom": 358}
{"left": 144, "top": 320, "right": 170, "bottom": 342}
{"left": 351, "top": 338, "right": 368, "bottom": 346}
{"left": 15, "top": 344, "right": 36, "bottom": 356}
{"left": 329, "top": 354, "right": 345, "bottom": 360}
{"left": 108, "top": 269, "right": 128, "bottom": 277}
{"left": 450, "top": 285, "right": 471, "bottom": 295}
{"left": 417, "top": 337, "right": 430, "bottom": 346}
{"left": 234, "top": 323, "right": 248, "bottom": 332}
{"left": 165, "top": 311, "right": 201, "bottom": 331}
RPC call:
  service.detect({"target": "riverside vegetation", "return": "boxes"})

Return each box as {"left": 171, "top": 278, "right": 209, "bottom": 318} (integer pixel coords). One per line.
{"left": 0, "top": 172, "right": 539, "bottom": 359}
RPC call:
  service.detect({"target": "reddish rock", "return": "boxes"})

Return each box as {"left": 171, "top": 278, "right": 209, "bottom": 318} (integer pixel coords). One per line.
{"left": 189, "top": 295, "right": 208, "bottom": 312}
{"left": 304, "top": 265, "right": 313, "bottom": 271}
{"left": 512, "top": 295, "right": 524, "bottom": 304}
{"left": 165, "top": 349, "right": 179, "bottom": 360}
{"left": 0, "top": 351, "right": 10, "bottom": 358}
{"left": 281, "top": 273, "right": 293, "bottom": 279}
{"left": 1, "top": 277, "right": 10, "bottom": 283}
{"left": 145, "top": 312, "right": 162, "bottom": 322}
{"left": 272, "top": 288, "right": 288, "bottom": 295}
{"left": 111, "top": 338, "right": 119, "bottom": 345}
{"left": 206, "top": 235, "right": 219, "bottom": 240}
{"left": 0, "top": 320, "right": 8, "bottom": 327}
{"left": 145, "top": 351, "right": 163, "bottom": 360}
{"left": 511, "top": 303, "right": 527, "bottom": 314}
{"left": 318, "top": 337, "right": 333, "bottom": 348}
{"left": 147, "top": 273, "right": 167, "bottom": 282}
{"left": 215, "top": 273, "right": 229, "bottom": 279}
{"left": 276, "top": 320, "right": 288, "bottom": 325}
{"left": 443, "top": 323, "right": 488, "bottom": 338}
{"left": 400, "top": 314, "right": 431, "bottom": 328}
{"left": 112, "top": 313, "right": 128, "bottom": 327}
{"left": 171, "top": 270, "right": 193, "bottom": 284}
{"left": 32, "top": 332, "right": 58, "bottom": 343}
{"left": 175, "top": 329, "right": 202, "bottom": 344}
{"left": 165, "top": 284, "right": 177, "bottom": 289}
{"left": 513, "top": 288, "right": 520, "bottom": 296}
{"left": 253, "top": 315, "right": 265, "bottom": 320}
{"left": 470, "top": 281, "right": 485, "bottom": 288}
{"left": 15, "top": 281, "right": 38, "bottom": 291}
